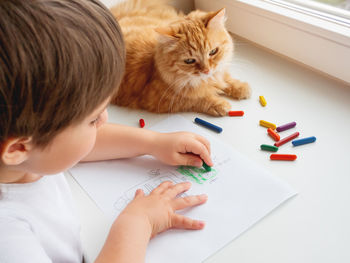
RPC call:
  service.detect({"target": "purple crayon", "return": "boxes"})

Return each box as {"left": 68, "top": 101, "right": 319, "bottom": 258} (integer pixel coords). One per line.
{"left": 276, "top": 121, "right": 296, "bottom": 132}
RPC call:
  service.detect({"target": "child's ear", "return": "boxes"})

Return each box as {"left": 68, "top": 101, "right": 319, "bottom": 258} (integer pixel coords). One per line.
{"left": 1, "top": 137, "right": 33, "bottom": 165}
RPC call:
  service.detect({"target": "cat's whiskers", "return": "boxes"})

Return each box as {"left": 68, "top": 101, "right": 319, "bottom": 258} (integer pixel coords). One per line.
{"left": 188, "top": 76, "right": 203, "bottom": 88}
{"left": 157, "top": 74, "right": 188, "bottom": 113}
{"left": 211, "top": 60, "right": 231, "bottom": 75}
{"left": 186, "top": 70, "right": 218, "bottom": 88}
{"left": 168, "top": 89, "right": 178, "bottom": 114}
{"left": 168, "top": 80, "right": 187, "bottom": 115}
{"left": 157, "top": 81, "right": 176, "bottom": 113}
{"left": 199, "top": 72, "right": 213, "bottom": 80}
{"left": 177, "top": 84, "right": 190, "bottom": 113}
{"left": 167, "top": 81, "right": 180, "bottom": 113}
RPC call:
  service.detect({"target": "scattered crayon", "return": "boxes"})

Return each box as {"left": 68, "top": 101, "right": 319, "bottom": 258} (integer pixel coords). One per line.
{"left": 202, "top": 161, "right": 212, "bottom": 172}
{"left": 292, "top": 136, "right": 316, "bottom": 146}
{"left": 194, "top": 117, "right": 223, "bottom": 133}
{"left": 267, "top": 128, "right": 280, "bottom": 141}
{"left": 260, "top": 144, "right": 278, "bottom": 152}
{"left": 270, "top": 154, "right": 297, "bottom": 161}
{"left": 259, "top": 96, "right": 267, "bottom": 107}
{"left": 139, "top": 118, "right": 145, "bottom": 128}
{"left": 259, "top": 120, "right": 277, "bottom": 129}
{"left": 276, "top": 121, "right": 296, "bottom": 132}
{"left": 228, "top": 111, "right": 244, "bottom": 116}
{"left": 274, "top": 132, "right": 299, "bottom": 147}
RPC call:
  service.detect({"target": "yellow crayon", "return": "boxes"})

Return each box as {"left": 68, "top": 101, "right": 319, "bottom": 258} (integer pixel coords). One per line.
{"left": 259, "top": 95, "right": 267, "bottom": 107}
{"left": 259, "top": 120, "right": 276, "bottom": 129}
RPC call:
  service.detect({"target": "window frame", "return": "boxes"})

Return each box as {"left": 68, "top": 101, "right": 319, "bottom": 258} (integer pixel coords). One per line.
{"left": 194, "top": 0, "right": 350, "bottom": 84}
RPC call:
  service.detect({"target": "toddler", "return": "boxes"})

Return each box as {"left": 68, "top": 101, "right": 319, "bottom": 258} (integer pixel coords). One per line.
{"left": 0, "top": 0, "right": 212, "bottom": 262}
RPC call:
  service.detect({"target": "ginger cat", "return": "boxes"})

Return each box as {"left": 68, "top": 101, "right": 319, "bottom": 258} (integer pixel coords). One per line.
{"left": 110, "top": 0, "right": 251, "bottom": 116}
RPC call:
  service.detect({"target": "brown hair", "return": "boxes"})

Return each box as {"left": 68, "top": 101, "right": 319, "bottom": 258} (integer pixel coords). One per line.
{"left": 0, "top": 0, "right": 125, "bottom": 148}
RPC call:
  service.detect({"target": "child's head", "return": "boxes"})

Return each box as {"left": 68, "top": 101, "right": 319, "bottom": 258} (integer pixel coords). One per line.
{"left": 0, "top": 0, "right": 125, "bottom": 176}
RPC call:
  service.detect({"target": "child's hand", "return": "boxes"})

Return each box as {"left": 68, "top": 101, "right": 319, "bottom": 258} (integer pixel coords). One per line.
{"left": 151, "top": 132, "right": 213, "bottom": 168}
{"left": 118, "top": 181, "right": 208, "bottom": 238}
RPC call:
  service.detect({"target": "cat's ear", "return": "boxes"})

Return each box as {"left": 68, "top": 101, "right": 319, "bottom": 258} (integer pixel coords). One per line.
{"left": 155, "top": 27, "right": 178, "bottom": 44}
{"left": 206, "top": 8, "right": 226, "bottom": 30}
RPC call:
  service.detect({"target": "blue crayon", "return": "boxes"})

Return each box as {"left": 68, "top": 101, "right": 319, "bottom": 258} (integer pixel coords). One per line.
{"left": 292, "top": 136, "right": 316, "bottom": 146}
{"left": 194, "top": 117, "right": 223, "bottom": 133}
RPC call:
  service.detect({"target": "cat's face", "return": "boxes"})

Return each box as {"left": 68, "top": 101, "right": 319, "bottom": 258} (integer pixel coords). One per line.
{"left": 155, "top": 9, "right": 233, "bottom": 87}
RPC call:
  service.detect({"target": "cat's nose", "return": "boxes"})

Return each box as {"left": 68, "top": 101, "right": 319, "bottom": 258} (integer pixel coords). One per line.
{"left": 201, "top": 69, "right": 210, "bottom": 74}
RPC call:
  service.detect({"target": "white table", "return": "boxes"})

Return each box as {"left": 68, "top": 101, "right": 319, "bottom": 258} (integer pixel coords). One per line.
{"left": 66, "top": 36, "right": 350, "bottom": 263}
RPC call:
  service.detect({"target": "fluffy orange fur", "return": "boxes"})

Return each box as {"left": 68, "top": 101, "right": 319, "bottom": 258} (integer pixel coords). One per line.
{"left": 110, "top": 0, "right": 251, "bottom": 116}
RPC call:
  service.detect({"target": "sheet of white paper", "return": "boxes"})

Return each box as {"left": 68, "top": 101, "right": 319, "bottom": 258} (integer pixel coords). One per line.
{"left": 69, "top": 115, "right": 297, "bottom": 263}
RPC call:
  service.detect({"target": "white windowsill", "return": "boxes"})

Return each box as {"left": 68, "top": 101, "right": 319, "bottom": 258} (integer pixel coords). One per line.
{"left": 195, "top": 0, "right": 350, "bottom": 84}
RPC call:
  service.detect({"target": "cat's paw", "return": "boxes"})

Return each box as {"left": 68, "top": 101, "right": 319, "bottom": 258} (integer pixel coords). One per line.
{"left": 235, "top": 82, "right": 251, "bottom": 100}
{"left": 207, "top": 99, "right": 231, "bottom": 116}
{"left": 225, "top": 78, "right": 251, "bottom": 100}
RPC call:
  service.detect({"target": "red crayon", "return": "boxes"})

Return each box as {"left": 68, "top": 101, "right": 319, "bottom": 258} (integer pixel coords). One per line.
{"left": 139, "top": 118, "right": 145, "bottom": 128}
{"left": 270, "top": 154, "right": 297, "bottom": 161}
{"left": 228, "top": 111, "right": 244, "bottom": 116}
{"left": 274, "top": 132, "right": 299, "bottom": 147}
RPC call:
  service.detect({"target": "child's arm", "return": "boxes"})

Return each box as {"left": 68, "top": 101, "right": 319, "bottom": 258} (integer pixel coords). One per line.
{"left": 81, "top": 123, "right": 157, "bottom": 161}
{"left": 95, "top": 181, "right": 207, "bottom": 263}
{"left": 82, "top": 123, "right": 213, "bottom": 167}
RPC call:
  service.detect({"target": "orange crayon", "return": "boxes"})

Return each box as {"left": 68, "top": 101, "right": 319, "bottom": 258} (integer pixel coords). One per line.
{"left": 267, "top": 128, "right": 280, "bottom": 141}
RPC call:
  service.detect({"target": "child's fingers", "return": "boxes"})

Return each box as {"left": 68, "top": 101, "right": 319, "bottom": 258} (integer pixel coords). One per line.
{"left": 175, "top": 153, "right": 203, "bottom": 167}
{"left": 171, "top": 214, "right": 205, "bottom": 230}
{"left": 171, "top": 194, "right": 208, "bottom": 210}
{"left": 165, "top": 181, "right": 192, "bottom": 198}
{"left": 194, "top": 134, "right": 211, "bottom": 155}
{"left": 184, "top": 139, "right": 212, "bottom": 167}
{"left": 151, "top": 181, "right": 173, "bottom": 194}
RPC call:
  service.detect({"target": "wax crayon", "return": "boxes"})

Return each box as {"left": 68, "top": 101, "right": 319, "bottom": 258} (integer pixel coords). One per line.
{"left": 292, "top": 136, "right": 316, "bottom": 146}
{"left": 259, "top": 96, "right": 267, "bottom": 107}
{"left": 202, "top": 161, "right": 212, "bottom": 172}
{"left": 276, "top": 122, "right": 296, "bottom": 132}
{"left": 260, "top": 120, "right": 276, "bottom": 129}
{"left": 194, "top": 117, "right": 223, "bottom": 133}
{"left": 274, "top": 132, "right": 299, "bottom": 147}
{"left": 228, "top": 111, "right": 244, "bottom": 116}
{"left": 260, "top": 144, "right": 278, "bottom": 152}
{"left": 267, "top": 128, "right": 280, "bottom": 141}
{"left": 270, "top": 154, "right": 297, "bottom": 161}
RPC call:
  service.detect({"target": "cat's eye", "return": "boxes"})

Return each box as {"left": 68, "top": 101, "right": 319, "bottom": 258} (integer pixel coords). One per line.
{"left": 184, "top": 58, "right": 196, "bottom": 64}
{"left": 209, "top": 47, "right": 219, "bottom": 56}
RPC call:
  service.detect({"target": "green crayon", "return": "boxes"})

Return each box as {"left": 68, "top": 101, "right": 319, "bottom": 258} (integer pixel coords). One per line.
{"left": 260, "top": 144, "right": 278, "bottom": 152}
{"left": 202, "top": 161, "right": 212, "bottom": 172}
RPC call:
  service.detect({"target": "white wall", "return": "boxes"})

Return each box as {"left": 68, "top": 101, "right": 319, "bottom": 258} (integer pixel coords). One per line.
{"left": 101, "top": 0, "right": 194, "bottom": 13}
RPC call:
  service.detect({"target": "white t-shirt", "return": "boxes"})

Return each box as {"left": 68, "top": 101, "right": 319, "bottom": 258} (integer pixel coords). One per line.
{"left": 0, "top": 173, "right": 83, "bottom": 263}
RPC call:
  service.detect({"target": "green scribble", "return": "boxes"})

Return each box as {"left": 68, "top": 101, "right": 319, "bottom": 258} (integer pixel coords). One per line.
{"left": 176, "top": 166, "right": 217, "bottom": 184}
{"left": 176, "top": 166, "right": 201, "bottom": 183}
